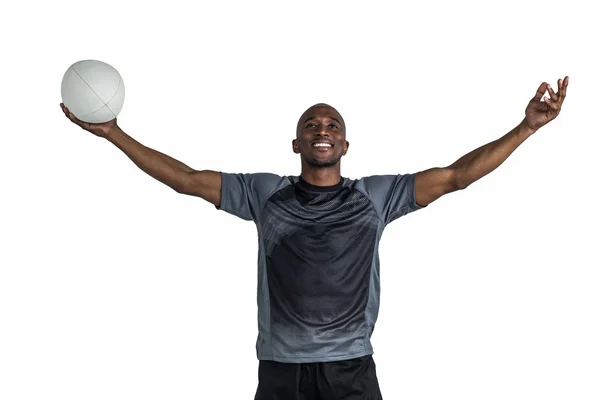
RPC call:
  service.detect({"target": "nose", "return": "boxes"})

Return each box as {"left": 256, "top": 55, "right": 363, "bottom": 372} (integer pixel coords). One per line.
{"left": 317, "top": 126, "right": 330, "bottom": 136}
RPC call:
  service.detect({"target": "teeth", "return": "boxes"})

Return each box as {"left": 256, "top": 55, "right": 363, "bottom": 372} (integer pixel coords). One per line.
{"left": 313, "top": 143, "right": 332, "bottom": 147}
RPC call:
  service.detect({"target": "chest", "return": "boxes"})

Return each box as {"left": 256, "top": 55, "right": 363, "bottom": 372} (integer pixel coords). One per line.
{"left": 259, "top": 187, "right": 381, "bottom": 257}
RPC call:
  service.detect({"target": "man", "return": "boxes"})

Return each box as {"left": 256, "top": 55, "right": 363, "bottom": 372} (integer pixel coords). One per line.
{"left": 60, "top": 76, "right": 569, "bottom": 399}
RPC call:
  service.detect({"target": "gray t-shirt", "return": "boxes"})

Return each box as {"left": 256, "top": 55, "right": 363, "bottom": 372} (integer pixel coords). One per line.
{"left": 216, "top": 172, "right": 424, "bottom": 363}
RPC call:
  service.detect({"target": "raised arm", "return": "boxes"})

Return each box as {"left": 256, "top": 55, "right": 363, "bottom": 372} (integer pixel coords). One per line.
{"left": 60, "top": 103, "right": 222, "bottom": 207}
{"left": 414, "top": 121, "right": 533, "bottom": 206}
{"left": 414, "top": 76, "right": 569, "bottom": 207}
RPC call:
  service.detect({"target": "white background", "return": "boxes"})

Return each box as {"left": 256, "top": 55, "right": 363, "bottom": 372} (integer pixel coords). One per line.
{"left": 1, "top": 0, "right": 598, "bottom": 399}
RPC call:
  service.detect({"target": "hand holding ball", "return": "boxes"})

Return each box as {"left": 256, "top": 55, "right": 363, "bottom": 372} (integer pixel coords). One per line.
{"left": 60, "top": 59, "right": 125, "bottom": 136}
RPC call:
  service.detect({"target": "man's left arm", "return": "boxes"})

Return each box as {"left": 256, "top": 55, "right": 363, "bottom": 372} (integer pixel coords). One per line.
{"left": 415, "top": 76, "right": 569, "bottom": 207}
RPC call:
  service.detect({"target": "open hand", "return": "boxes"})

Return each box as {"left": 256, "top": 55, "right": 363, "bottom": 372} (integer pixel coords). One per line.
{"left": 60, "top": 103, "right": 118, "bottom": 138}
{"left": 524, "top": 76, "right": 569, "bottom": 132}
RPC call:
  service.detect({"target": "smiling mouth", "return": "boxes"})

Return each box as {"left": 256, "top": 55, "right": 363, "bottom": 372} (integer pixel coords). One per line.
{"left": 311, "top": 143, "right": 333, "bottom": 149}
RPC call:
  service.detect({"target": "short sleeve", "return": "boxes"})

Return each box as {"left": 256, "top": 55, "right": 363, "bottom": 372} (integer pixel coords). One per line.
{"left": 357, "top": 173, "right": 426, "bottom": 226}
{"left": 215, "top": 172, "right": 290, "bottom": 222}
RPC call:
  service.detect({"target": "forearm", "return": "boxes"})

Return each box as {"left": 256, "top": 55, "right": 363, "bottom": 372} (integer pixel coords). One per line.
{"left": 450, "top": 118, "right": 536, "bottom": 189}
{"left": 105, "top": 126, "right": 193, "bottom": 192}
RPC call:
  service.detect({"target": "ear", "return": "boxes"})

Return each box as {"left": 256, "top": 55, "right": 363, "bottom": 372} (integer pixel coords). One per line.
{"left": 292, "top": 139, "right": 300, "bottom": 154}
{"left": 343, "top": 140, "right": 350, "bottom": 155}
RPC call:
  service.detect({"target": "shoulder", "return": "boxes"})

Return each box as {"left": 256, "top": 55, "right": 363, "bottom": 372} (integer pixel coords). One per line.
{"left": 352, "top": 173, "right": 417, "bottom": 194}
{"left": 221, "top": 172, "right": 293, "bottom": 187}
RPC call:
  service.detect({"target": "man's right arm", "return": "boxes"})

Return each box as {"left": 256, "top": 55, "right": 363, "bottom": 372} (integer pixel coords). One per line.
{"left": 106, "top": 125, "right": 222, "bottom": 207}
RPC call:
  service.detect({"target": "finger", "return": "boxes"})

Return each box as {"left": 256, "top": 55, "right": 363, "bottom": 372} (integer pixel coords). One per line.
{"left": 62, "top": 105, "right": 72, "bottom": 117}
{"left": 65, "top": 109, "right": 84, "bottom": 127}
{"left": 557, "top": 78, "right": 564, "bottom": 104}
{"left": 532, "top": 82, "right": 547, "bottom": 101}
{"left": 544, "top": 96, "right": 560, "bottom": 110}
{"left": 560, "top": 75, "right": 569, "bottom": 98}
{"left": 61, "top": 104, "right": 71, "bottom": 114}
{"left": 547, "top": 84, "right": 559, "bottom": 102}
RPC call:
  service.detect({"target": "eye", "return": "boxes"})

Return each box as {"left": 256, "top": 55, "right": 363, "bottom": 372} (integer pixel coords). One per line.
{"left": 305, "top": 123, "right": 316, "bottom": 128}
{"left": 329, "top": 124, "right": 338, "bottom": 129}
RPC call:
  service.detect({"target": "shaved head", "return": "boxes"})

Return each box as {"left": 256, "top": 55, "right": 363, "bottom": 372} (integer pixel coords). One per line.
{"left": 293, "top": 103, "right": 349, "bottom": 169}
{"left": 296, "top": 103, "right": 346, "bottom": 138}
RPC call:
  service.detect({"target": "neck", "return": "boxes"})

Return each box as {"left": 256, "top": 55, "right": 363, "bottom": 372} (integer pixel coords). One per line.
{"left": 300, "top": 165, "right": 342, "bottom": 187}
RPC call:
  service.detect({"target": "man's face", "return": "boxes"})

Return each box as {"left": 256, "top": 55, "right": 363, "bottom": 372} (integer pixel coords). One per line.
{"left": 293, "top": 105, "right": 349, "bottom": 168}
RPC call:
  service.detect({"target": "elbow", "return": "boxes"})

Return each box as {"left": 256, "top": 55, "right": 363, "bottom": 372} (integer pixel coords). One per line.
{"left": 172, "top": 172, "right": 190, "bottom": 194}
{"left": 451, "top": 168, "right": 469, "bottom": 191}
{"left": 455, "top": 180, "right": 469, "bottom": 191}
{"left": 173, "top": 185, "right": 185, "bottom": 194}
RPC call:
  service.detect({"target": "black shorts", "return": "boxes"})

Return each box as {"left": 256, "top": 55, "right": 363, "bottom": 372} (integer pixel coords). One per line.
{"left": 254, "top": 355, "right": 383, "bottom": 400}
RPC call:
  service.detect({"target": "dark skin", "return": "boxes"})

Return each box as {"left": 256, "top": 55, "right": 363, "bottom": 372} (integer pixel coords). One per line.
{"left": 60, "top": 75, "right": 568, "bottom": 209}
{"left": 414, "top": 76, "right": 569, "bottom": 206}
{"left": 292, "top": 103, "right": 349, "bottom": 187}
{"left": 292, "top": 76, "right": 569, "bottom": 206}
